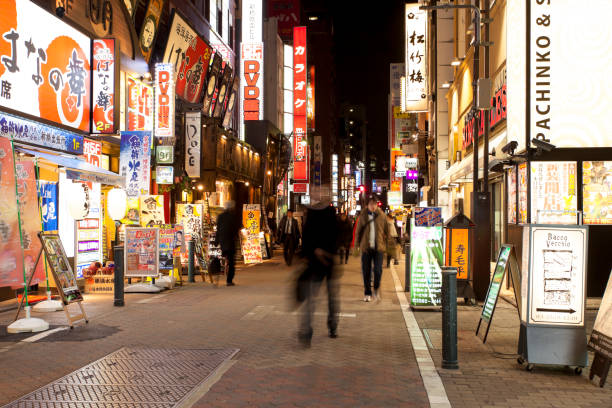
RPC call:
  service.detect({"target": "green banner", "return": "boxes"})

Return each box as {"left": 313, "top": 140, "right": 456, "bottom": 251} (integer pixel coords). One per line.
{"left": 481, "top": 245, "right": 511, "bottom": 322}
{"left": 409, "top": 219, "right": 443, "bottom": 307}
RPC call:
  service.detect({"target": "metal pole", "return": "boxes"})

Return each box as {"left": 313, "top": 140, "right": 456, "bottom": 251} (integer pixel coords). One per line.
{"left": 188, "top": 240, "right": 195, "bottom": 283}
{"left": 113, "top": 246, "right": 124, "bottom": 307}
{"left": 483, "top": 0, "right": 490, "bottom": 191}
{"left": 404, "top": 243, "right": 411, "bottom": 292}
{"left": 442, "top": 266, "right": 458, "bottom": 369}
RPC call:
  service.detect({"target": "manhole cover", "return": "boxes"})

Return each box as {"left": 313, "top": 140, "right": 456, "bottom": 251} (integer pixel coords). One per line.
{"left": 3, "top": 347, "right": 239, "bottom": 408}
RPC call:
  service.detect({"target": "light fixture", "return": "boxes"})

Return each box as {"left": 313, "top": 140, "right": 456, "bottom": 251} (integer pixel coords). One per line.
{"left": 308, "top": 15, "right": 319, "bottom": 21}
{"left": 221, "top": 134, "right": 227, "bottom": 139}
{"left": 197, "top": 184, "right": 204, "bottom": 191}
{"left": 349, "top": 108, "right": 354, "bottom": 113}
{"left": 107, "top": 188, "right": 127, "bottom": 221}
{"left": 441, "top": 80, "right": 453, "bottom": 89}
{"left": 245, "top": 181, "right": 249, "bottom": 186}
{"left": 450, "top": 57, "right": 463, "bottom": 66}
{"left": 267, "top": 170, "right": 272, "bottom": 175}
{"left": 349, "top": 133, "right": 354, "bottom": 137}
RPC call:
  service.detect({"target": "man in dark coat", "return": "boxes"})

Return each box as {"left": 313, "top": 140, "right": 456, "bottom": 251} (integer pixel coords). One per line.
{"left": 278, "top": 209, "right": 301, "bottom": 266}
{"left": 298, "top": 200, "right": 339, "bottom": 346}
{"left": 216, "top": 200, "right": 240, "bottom": 286}
{"left": 337, "top": 212, "right": 354, "bottom": 264}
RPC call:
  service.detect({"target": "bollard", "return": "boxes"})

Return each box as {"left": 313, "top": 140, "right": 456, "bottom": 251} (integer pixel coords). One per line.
{"left": 113, "top": 246, "right": 125, "bottom": 307}
{"left": 188, "top": 240, "right": 195, "bottom": 283}
{"left": 404, "top": 243, "right": 411, "bottom": 292}
{"left": 441, "top": 266, "right": 458, "bottom": 369}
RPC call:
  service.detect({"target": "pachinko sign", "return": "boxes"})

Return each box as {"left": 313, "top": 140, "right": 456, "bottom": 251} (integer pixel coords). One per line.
{"left": 126, "top": 75, "right": 153, "bottom": 131}
{"left": 92, "top": 39, "right": 115, "bottom": 134}
{"left": 0, "top": 0, "right": 91, "bottom": 132}
{"left": 154, "top": 63, "right": 174, "bottom": 137}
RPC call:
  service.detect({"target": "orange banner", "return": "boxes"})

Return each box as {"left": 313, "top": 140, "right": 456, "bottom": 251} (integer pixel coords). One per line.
{"left": 0, "top": 137, "right": 23, "bottom": 287}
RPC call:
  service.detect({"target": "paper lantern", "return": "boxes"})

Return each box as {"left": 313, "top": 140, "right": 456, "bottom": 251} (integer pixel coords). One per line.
{"left": 107, "top": 188, "right": 127, "bottom": 221}
{"left": 68, "top": 182, "right": 89, "bottom": 220}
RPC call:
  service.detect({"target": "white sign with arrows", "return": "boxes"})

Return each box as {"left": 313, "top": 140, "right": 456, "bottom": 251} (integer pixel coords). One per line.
{"left": 528, "top": 225, "right": 587, "bottom": 326}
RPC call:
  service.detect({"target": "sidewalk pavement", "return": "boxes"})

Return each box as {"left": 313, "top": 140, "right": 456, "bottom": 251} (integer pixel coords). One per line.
{"left": 0, "top": 252, "right": 610, "bottom": 407}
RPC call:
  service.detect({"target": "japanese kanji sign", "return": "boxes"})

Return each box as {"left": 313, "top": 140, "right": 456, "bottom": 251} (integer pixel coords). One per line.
{"left": 154, "top": 63, "right": 174, "bottom": 137}
{"left": 126, "top": 75, "right": 153, "bottom": 131}
{"left": 404, "top": 3, "right": 427, "bottom": 112}
{"left": 119, "top": 131, "right": 151, "bottom": 197}
{"left": 446, "top": 228, "right": 469, "bottom": 280}
{"left": 293, "top": 26, "right": 308, "bottom": 182}
{"left": 92, "top": 39, "right": 116, "bottom": 134}
{"left": 0, "top": 0, "right": 91, "bottom": 131}
{"left": 184, "top": 112, "right": 201, "bottom": 178}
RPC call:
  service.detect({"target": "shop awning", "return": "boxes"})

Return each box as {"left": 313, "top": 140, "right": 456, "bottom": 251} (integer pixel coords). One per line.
{"left": 15, "top": 146, "right": 125, "bottom": 187}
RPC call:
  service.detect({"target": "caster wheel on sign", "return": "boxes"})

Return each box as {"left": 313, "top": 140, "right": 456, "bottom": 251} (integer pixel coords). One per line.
{"left": 86, "top": 320, "right": 89, "bottom": 324}
{"left": 575, "top": 367, "right": 582, "bottom": 375}
{"left": 517, "top": 357, "right": 525, "bottom": 365}
{"left": 70, "top": 326, "right": 74, "bottom": 330}
{"left": 526, "top": 364, "right": 534, "bottom": 372}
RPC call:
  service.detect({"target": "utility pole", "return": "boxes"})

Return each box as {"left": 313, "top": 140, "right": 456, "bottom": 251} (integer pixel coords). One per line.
{"left": 420, "top": 1, "right": 491, "bottom": 301}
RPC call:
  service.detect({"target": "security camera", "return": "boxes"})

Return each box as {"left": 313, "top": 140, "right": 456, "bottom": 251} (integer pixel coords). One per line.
{"left": 56, "top": 6, "right": 65, "bottom": 18}
{"left": 501, "top": 141, "right": 518, "bottom": 156}
{"left": 531, "top": 138, "right": 556, "bottom": 152}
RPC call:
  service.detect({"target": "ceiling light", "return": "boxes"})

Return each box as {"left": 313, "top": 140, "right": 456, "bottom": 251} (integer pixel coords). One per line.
{"left": 197, "top": 184, "right": 204, "bottom": 191}
{"left": 441, "top": 81, "right": 453, "bottom": 89}
{"left": 450, "top": 57, "right": 463, "bottom": 66}
{"left": 308, "top": 15, "right": 319, "bottom": 21}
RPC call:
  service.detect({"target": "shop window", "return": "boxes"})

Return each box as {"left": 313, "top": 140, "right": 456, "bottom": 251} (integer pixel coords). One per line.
{"left": 203, "top": 0, "right": 210, "bottom": 22}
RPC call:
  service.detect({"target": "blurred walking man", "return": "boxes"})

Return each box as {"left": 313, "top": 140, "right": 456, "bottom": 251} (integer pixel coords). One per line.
{"left": 279, "top": 209, "right": 300, "bottom": 266}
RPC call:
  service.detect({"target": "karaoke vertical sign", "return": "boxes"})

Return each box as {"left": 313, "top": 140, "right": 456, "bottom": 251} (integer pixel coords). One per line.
{"left": 293, "top": 26, "right": 308, "bottom": 183}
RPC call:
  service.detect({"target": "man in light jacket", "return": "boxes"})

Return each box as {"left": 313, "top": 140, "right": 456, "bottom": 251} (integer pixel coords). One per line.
{"left": 356, "top": 196, "right": 389, "bottom": 302}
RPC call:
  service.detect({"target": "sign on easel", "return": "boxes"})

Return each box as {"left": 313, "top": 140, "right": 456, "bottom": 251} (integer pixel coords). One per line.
{"left": 125, "top": 228, "right": 159, "bottom": 277}
{"left": 588, "top": 270, "right": 612, "bottom": 387}
{"left": 476, "top": 245, "right": 520, "bottom": 343}
{"left": 39, "top": 233, "right": 88, "bottom": 328}
{"left": 409, "top": 218, "right": 443, "bottom": 307}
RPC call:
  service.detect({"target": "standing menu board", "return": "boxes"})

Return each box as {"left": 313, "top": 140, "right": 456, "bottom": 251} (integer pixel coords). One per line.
{"left": 39, "top": 233, "right": 83, "bottom": 304}
{"left": 125, "top": 228, "right": 159, "bottom": 277}
{"left": 409, "top": 219, "right": 443, "bottom": 307}
{"left": 589, "top": 272, "right": 612, "bottom": 360}
{"left": 528, "top": 225, "right": 587, "bottom": 326}
{"left": 241, "top": 230, "right": 262, "bottom": 264}
{"left": 157, "top": 225, "right": 175, "bottom": 271}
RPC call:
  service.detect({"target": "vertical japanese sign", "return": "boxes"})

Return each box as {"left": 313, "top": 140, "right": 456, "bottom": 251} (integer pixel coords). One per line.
{"left": 531, "top": 161, "right": 577, "bottom": 224}
{"left": 139, "top": 0, "right": 165, "bottom": 63}
{"left": 240, "top": 0, "right": 264, "bottom": 138}
{"left": 242, "top": 204, "right": 261, "bottom": 235}
{"left": 313, "top": 135, "right": 321, "bottom": 186}
{"left": 293, "top": 26, "right": 308, "bottom": 182}
{"left": 184, "top": 112, "right": 201, "bottom": 178}
{"left": 331, "top": 154, "right": 338, "bottom": 206}
{"left": 124, "top": 227, "right": 159, "bottom": 277}
{"left": 0, "top": 0, "right": 91, "bottom": 132}
{"left": 404, "top": 3, "right": 427, "bottom": 112}
{"left": 507, "top": 165, "right": 517, "bottom": 224}
{"left": 0, "top": 137, "right": 23, "bottom": 287}
{"left": 446, "top": 228, "right": 469, "bottom": 280}
{"left": 126, "top": 75, "right": 153, "bottom": 131}
{"left": 139, "top": 195, "right": 165, "bottom": 227}
{"left": 92, "top": 39, "right": 115, "bottom": 134}
{"left": 39, "top": 181, "right": 58, "bottom": 231}
{"left": 410, "top": 219, "right": 443, "bottom": 307}
{"left": 154, "top": 63, "right": 174, "bottom": 137}
{"left": 528, "top": 225, "right": 587, "bottom": 326}
{"left": 119, "top": 131, "right": 151, "bottom": 197}
{"left": 518, "top": 162, "right": 528, "bottom": 223}
{"left": 15, "top": 160, "right": 44, "bottom": 286}
{"left": 582, "top": 161, "right": 612, "bottom": 225}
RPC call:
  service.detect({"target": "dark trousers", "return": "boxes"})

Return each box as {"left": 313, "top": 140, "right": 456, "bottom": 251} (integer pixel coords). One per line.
{"left": 300, "top": 264, "right": 339, "bottom": 339}
{"left": 338, "top": 246, "right": 350, "bottom": 264}
{"left": 223, "top": 249, "right": 235, "bottom": 283}
{"left": 283, "top": 236, "right": 296, "bottom": 266}
{"left": 361, "top": 249, "right": 383, "bottom": 296}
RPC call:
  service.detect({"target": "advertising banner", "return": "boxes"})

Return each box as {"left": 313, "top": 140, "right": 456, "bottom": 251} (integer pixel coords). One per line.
{"left": 241, "top": 42, "right": 264, "bottom": 122}
{"left": 0, "top": 0, "right": 91, "bottom": 132}
{"left": 531, "top": 161, "right": 577, "bottom": 224}
{"left": 404, "top": 3, "right": 428, "bottom": 112}
{"left": 154, "top": 63, "right": 174, "bottom": 137}
{"left": 40, "top": 181, "right": 58, "bottom": 231}
{"left": 120, "top": 131, "right": 152, "bottom": 197}
{"left": 507, "top": 165, "right": 517, "bottom": 224}
{"left": 582, "top": 161, "right": 612, "bottom": 225}
{"left": 409, "top": 219, "right": 443, "bottom": 307}
{"left": 39, "top": 234, "right": 82, "bottom": 303}
{"left": 125, "top": 227, "right": 159, "bottom": 277}
{"left": 157, "top": 224, "right": 175, "bottom": 271}
{"left": 243, "top": 204, "right": 261, "bottom": 236}
{"left": 185, "top": 112, "right": 201, "bottom": 178}
{"left": 139, "top": 195, "right": 165, "bottom": 227}
{"left": 528, "top": 225, "right": 587, "bottom": 326}
{"left": 176, "top": 204, "right": 203, "bottom": 243}
{"left": 82, "top": 138, "right": 102, "bottom": 168}
{"left": 156, "top": 166, "right": 173, "bottom": 184}
{"left": 390, "top": 63, "right": 404, "bottom": 106}
{"left": 211, "top": 64, "right": 232, "bottom": 118}
{"left": 241, "top": 230, "right": 262, "bottom": 264}
{"left": 126, "top": 75, "right": 153, "bottom": 131}
{"left": 15, "top": 160, "right": 44, "bottom": 286}
{"left": 75, "top": 217, "right": 101, "bottom": 279}
{"left": 176, "top": 33, "right": 213, "bottom": 104}
{"left": 139, "top": 0, "right": 165, "bottom": 63}
{"left": 589, "top": 272, "right": 612, "bottom": 360}
{"left": 518, "top": 162, "right": 528, "bottom": 223}
{"left": 92, "top": 39, "right": 116, "bottom": 134}
{"left": 0, "top": 137, "right": 23, "bottom": 288}
{"left": 414, "top": 207, "right": 442, "bottom": 227}
{"left": 293, "top": 26, "right": 308, "bottom": 182}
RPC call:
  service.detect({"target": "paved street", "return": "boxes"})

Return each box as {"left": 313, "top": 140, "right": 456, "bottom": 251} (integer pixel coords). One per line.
{"left": 0, "top": 252, "right": 611, "bottom": 407}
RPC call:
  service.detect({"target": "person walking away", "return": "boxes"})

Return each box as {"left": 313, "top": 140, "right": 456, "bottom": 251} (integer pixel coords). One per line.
{"left": 216, "top": 200, "right": 240, "bottom": 286}
{"left": 337, "top": 212, "right": 353, "bottom": 264}
{"left": 279, "top": 209, "right": 300, "bottom": 266}
{"left": 386, "top": 213, "right": 399, "bottom": 267}
{"left": 356, "top": 197, "right": 389, "bottom": 302}
{"left": 298, "top": 200, "right": 339, "bottom": 347}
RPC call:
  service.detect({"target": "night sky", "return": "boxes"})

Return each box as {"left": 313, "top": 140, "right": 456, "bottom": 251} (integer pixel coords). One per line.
{"left": 331, "top": 0, "right": 406, "bottom": 161}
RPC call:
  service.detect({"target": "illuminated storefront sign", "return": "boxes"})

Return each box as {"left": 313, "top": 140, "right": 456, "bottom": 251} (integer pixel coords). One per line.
{"left": 293, "top": 26, "right": 308, "bottom": 182}
{"left": 530, "top": 161, "right": 577, "bottom": 224}
{"left": 0, "top": 0, "right": 91, "bottom": 132}
{"left": 82, "top": 138, "right": 102, "bottom": 167}
{"left": 332, "top": 154, "right": 338, "bottom": 206}
{"left": 404, "top": 3, "right": 427, "bottom": 112}
{"left": 92, "top": 39, "right": 116, "bottom": 134}
{"left": 126, "top": 75, "right": 153, "bottom": 131}
{"left": 154, "top": 63, "right": 174, "bottom": 137}
{"left": 240, "top": 0, "right": 264, "bottom": 135}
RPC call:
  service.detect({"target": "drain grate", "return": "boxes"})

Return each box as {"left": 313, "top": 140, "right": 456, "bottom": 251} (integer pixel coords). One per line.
{"left": 3, "top": 347, "right": 239, "bottom": 408}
